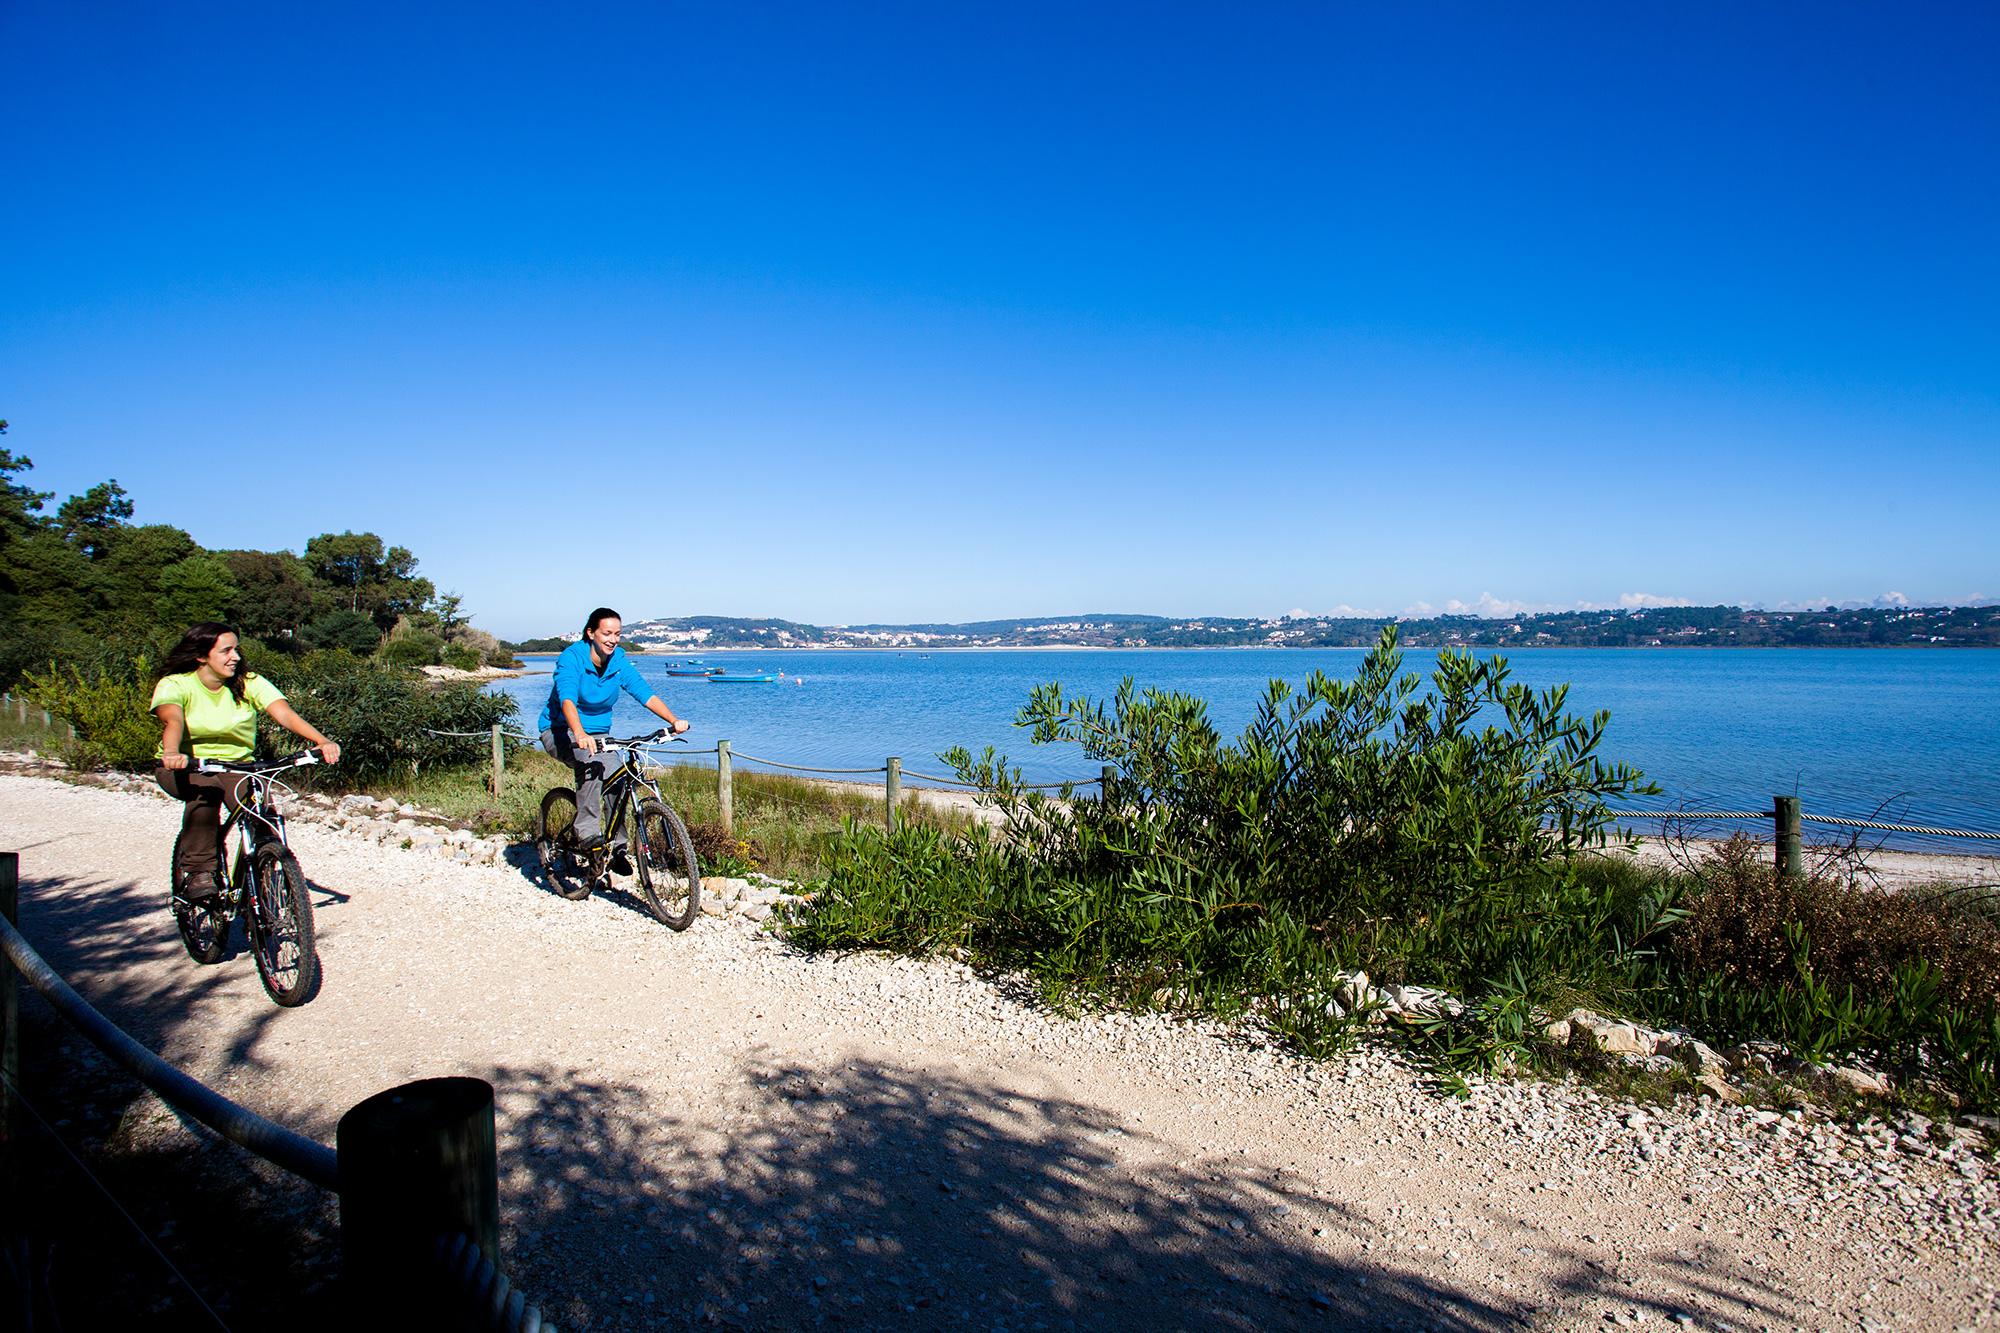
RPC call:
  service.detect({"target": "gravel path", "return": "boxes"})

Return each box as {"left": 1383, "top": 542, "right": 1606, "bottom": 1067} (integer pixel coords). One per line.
{"left": 4, "top": 772, "right": 1996, "bottom": 1331}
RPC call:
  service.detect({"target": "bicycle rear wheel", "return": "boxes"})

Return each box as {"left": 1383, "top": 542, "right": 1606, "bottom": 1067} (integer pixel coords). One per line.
{"left": 634, "top": 799, "right": 701, "bottom": 930}
{"left": 536, "top": 787, "right": 596, "bottom": 901}
{"left": 247, "top": 843, "right": 319, "bottom": 1007}
{"left": 169, "top": 842, "right": 228, "bottom": 964}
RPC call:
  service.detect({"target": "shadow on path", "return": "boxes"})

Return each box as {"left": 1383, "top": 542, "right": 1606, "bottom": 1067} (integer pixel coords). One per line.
{"left": 493, "top": 1057, "right": 1536, "bottom": 1331}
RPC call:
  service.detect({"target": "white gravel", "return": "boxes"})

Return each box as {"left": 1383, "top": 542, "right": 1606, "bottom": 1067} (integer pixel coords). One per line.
{"left": 4, "top": 770, "right": 1995, "bottom": 1331}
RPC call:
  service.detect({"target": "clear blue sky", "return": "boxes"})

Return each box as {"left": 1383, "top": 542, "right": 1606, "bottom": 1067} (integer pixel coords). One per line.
{"left": 4, "top": 2, "right": 1995, "bottom": 639}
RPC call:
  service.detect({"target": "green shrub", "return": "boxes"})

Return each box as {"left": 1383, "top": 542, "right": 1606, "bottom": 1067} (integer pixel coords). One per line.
{"left": 255, "top": 651, "right": 515, "bottom": 785}
{"left": 441, "top": 642, "right": 482, "bottom": 671}
{"left": 380, "top": 629, "right": 444, "bottom": 667}
{"left": 791, "top": 627, "right": 1663, "bottom": 1027}
{"left": 19, "top": 654, "right": 162, "bottom": 770}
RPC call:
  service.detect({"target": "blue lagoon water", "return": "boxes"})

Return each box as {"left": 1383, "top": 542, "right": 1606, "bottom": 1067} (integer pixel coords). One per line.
{"left": 489, "top": 649, "right": 2000, "bottom": 853}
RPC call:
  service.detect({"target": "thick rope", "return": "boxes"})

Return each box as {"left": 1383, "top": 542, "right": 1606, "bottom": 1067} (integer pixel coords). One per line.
{"left": 434, "top": 1233, "right": 558, "bottom": 1333}
{"left": 898, "top": 767, "right": 1101, "bottom": 791}
{"left": 1801, "top": 814, "right": 2000, "bottom": 840}
{"left": 0, "top": 913, "right": 340, "bottom": 1189}
{"left": 726, "top": 751, "right": 888, "bottom": 776}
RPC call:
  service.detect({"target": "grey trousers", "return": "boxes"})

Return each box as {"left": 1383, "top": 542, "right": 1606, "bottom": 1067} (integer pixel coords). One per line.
{"left": 540, "top": 728, "right": 619, "bottom": 844}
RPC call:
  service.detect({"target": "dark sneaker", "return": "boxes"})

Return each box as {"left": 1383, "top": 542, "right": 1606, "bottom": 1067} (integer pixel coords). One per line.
{"left": 572, "top": 832, "right": 607, "bottom": 854}
{"left": 609, "top": 847, "right": 634, "bottom": 876}
{"left": 177, "top": 873, "right": 223, "bottom": 905}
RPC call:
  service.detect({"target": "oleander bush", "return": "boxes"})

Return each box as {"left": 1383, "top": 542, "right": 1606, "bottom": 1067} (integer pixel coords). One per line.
{"left": 790, "top": 628, "right": 1667, "bottom": 1049}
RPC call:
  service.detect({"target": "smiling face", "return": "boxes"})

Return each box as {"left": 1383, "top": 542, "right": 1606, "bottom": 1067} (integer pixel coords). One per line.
{"left": 586, "top": 617, "right": 622, "bottom": 660}
{"left": 200, "top": 632, "right": 243, "bottom": 683}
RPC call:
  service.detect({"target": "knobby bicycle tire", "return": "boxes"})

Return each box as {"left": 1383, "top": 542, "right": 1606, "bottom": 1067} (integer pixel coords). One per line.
{"left": 536, "top": 787, "right": 596, "bottom": 901}
{"left": 169, "top": 840, "right": 229, "bottom": 964}
{"left": 247, "top": 842, "right": 320, "bottom": 1007}
{"left": 634, "top": 798, "right": 701, "bottom": 930}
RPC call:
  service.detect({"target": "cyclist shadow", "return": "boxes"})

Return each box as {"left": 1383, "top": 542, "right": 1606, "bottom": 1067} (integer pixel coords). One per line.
{"left": 303, "top": 875, "right": 351, "bottom": 910}
{"left": 503, "top": 842, "right": 672, "bottom": 925}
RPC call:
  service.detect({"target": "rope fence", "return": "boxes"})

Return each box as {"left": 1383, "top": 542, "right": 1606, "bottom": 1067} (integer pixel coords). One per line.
{"left": 0, "top": 852, "right": 559, "bottom": 1331}
{"left": 422, "top": 720, "right": 2000, "bottom": 853}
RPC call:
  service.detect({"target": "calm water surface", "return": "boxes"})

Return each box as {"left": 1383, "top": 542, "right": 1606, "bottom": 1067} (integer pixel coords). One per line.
{"left": 489, "top": 649, "right": 2000, "bottom": 852}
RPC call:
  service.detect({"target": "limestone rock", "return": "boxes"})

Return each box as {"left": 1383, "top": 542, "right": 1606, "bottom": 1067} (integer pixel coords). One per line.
{"left": 1823, "top": 1065, "right": 1891, "bottom": 1098}
{"left": 1565, "top": 1010, "right": 1656, "bottom": 1058}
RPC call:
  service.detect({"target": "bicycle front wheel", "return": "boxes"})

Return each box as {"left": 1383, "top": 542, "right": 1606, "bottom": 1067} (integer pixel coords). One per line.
{"left": 536, "top": 787, "right": 596, "bottom": 901}
{"left": 634, "top": 799, "right": 701, "bottom": 930}
{"left": 169, "top": 842, "right": 228, "bottom": 965}
{"left": 247, "top": 843, "right": 320, "bottom": 1007}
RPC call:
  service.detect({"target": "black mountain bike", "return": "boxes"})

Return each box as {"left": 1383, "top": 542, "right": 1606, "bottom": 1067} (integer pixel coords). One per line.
{"left": 169, "top": 752, "right": 322, "bottom": 1006}
{"left": 535, "top": 731, "right": 703, "bottom": 930}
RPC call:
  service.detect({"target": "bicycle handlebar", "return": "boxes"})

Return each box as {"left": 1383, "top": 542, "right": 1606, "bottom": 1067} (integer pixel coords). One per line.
{"left": 195, "top": 753, "right": 322, "bottom": 775}
{"left": 595, "top": 729, "right": 690, "bottom": 748}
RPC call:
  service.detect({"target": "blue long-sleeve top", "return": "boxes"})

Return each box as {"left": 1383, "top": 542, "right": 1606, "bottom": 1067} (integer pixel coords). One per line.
{"left": 537, "top": 641, "right": 655, "bottom": 735}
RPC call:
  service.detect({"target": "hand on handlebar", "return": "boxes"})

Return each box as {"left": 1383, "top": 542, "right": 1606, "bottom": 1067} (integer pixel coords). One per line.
{"left": 162, "top": 752, "right": 190, "bottom": 771}
{"left": 317, "top": 740, "right": 342, "bottom": 765}
{"left": 571, "top": 730, "right": 599, "bottom": 756}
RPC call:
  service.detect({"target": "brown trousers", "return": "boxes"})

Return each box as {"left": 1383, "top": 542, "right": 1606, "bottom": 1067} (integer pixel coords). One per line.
{"left": 155, "top": 766, "right": 251, "bottom": 892}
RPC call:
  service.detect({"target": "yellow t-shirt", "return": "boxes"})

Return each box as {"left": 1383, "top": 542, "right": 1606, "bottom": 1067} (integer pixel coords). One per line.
{"left": 150, "top": 672, "right": 286, "bottom": 762}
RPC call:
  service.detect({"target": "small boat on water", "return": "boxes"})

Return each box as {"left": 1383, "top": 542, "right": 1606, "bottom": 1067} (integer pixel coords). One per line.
{"left": 666, "top": 666, "right": 720, "bottom": 676}
{"left": 707, "top": 671, "right": 777, "bottom": 684}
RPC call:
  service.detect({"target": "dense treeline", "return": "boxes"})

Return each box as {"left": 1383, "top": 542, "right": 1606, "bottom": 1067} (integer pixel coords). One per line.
{"left": 0, "top": 440, "right": 515, "bottom": 780}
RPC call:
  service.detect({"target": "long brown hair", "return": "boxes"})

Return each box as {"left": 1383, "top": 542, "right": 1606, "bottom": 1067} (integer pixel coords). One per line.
{"left": 160, "top": 622, "right": 248, "bottom": 702}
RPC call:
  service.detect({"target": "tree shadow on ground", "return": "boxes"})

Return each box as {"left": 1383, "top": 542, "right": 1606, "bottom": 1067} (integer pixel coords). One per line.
{"left": 491, "top": 1057, "right": 1540, "bottom": 1332}
{"left": 0, "top": 850, "right": 1838, "bottom": 1332}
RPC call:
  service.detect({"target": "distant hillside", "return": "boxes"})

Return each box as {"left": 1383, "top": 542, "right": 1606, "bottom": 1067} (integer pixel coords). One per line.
{"left": 539, "top": 605, "right": 2000, "bottom": 650}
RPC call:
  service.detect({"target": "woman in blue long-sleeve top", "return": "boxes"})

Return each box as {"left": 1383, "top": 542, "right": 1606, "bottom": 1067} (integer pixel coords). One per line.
{"left": 538, "top": 607, "right": 689, "bottom": 855}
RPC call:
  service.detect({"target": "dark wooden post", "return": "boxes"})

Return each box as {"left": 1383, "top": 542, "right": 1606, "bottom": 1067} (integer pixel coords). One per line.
{"left": 338, "top": 1077, "right": 500, "bottom": 1312}
{"left": 885, "top": 757, "right": 902, "bottom": 833}
{"left": 1, "top": 853, "right": 18, "bottom": 1157}
{"left": 1, "top": 851, "right": 21, "bottom": 1319}
{"left": 716, "top": 740, "right": 734, "bottom": 837}
{"left": 1100, "top": 765, "right": 1116, "bottom": 804}
{"left": 1773, "top": 795, "right": 1803, "bottom": 880}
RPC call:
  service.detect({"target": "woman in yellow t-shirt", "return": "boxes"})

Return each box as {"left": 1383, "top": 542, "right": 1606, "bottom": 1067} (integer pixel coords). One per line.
{"left": 151, "top": 622, "right": 341, "bottom": 900}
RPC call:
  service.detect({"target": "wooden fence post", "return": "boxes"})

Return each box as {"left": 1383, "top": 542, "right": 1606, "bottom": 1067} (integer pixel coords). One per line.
{"left": 337, "top": 1076, "right": 500, "bottom": 1316}
{"left": 885, "top": 757, "right": 901, "bottom": 833}
{"left": 716, "top": 740, "right": 734, "bottom": 837}
{"left": 488, "top": 725, "right": 504, "bottom": 797}
{"left": 1101, "top": 765, "right": 1116, "bottom": 804}
{"left": 1773, "top": 795, "right": 1803, "bottom": 880}
{"left": 2, "top": 852, "right": 18, "bottom": 1157}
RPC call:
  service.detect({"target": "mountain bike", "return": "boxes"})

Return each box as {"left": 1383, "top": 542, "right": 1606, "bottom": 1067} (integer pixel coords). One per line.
{"left": 169, "top": 752, "right": 322, "bottom": 1006}
{"left": 535, "top": 731, "right": 703, "bottom": 930}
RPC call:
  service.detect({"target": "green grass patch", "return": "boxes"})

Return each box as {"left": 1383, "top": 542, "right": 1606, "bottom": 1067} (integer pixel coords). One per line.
{"left": 370, "top": 749, "right": 971, "bottom": 882}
